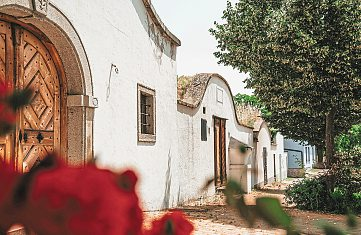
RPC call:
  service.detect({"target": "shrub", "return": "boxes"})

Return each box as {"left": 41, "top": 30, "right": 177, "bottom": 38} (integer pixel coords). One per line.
{"left": 285, "top": 175, "right": 328, "bottom": 211}
{"left": 285, "top": 148, "right": 361, "bottom": 213}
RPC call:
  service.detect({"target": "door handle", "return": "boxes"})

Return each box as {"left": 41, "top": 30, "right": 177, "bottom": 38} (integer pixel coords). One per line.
{"left": 36, "top": 132, "right": 44, "bottom": 143}
{"left": 23, "top": 132, "right": 28, "bottom": 143}
{"left": 19, "top": 130, "right": 28, "bottom": 143}
{"left": 19, "top": 130, "right": 22, "bottom": 142}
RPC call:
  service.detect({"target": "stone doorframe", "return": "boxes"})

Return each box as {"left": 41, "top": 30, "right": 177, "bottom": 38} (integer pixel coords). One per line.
{"left": 0, "top": 1, "right": 95, "bottom": 166}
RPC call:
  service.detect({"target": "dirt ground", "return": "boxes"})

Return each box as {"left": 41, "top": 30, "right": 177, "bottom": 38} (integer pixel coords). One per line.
{"left": 144, "top": 190, "right": 361, "bottom": 235}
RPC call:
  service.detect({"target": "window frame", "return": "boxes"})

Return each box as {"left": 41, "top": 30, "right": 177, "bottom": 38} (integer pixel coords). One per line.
{"left": 137, "top": 84, "right": 156, "bottom": 143}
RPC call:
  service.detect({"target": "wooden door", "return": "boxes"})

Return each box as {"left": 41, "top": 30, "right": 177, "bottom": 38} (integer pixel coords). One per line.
{"left": 16, "top": 28, "right": 61, "bottom": 172}
{"left": 0, "top": 21, "right": 15, "bottom": 164}
{"left": 214, "top": 117, "right": 227, "bottom": 187}
{"left": 263, "top": 147, "right": 268, "bottom": 185}
{"left": 0, "top": 21, "right": 61, "bottom": 172}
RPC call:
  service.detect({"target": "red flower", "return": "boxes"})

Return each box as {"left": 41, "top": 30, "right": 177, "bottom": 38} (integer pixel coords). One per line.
{"left": 24, "top": 157, "right": 143, "bottom": 235}
{"left": 0, "top": 81, "right": 16, "bottom": 134}
{"left": 0, "top": 81, "right": 11, "bottom": 98}
{"left": 145, "top": 211, "right": 194, "bottom": 235}
{"left": 0, "top": 161, "right": 21, "bottom": 231}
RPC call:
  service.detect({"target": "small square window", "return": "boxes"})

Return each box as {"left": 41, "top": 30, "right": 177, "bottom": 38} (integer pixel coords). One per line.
{"left": 138, "top": 84, "right": 156, "bottom": 142}
{"left": 216, "top": 87, "right": 223, "bottom": 103}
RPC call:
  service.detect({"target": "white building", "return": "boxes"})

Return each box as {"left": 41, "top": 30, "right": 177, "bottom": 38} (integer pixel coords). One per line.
{"left": 284, "top": 139, "right": 316, "bottom": 177}
{"left": 236, "top": 107, "right": 287, "bottom": 188}
{"left": 271, "top": 133, "right": 288, "bottom": 182}
{"left": 0, "top": 0, "right": 181, "bottom": 210}
{"left": 177, "top": 73, "right": 254, "bottom": 203}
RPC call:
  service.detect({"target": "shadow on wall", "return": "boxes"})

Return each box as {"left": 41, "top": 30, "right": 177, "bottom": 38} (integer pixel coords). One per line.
{"left": 162, "top": 150, "right": 172, "bottom": 209}
{"left": 130, "top": 0, "right": 175, "bottom": 60}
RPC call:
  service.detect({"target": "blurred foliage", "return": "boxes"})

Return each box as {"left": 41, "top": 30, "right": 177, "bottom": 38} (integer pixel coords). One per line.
{"left": 225, "top": 179, "right": 300, "bottom": 234}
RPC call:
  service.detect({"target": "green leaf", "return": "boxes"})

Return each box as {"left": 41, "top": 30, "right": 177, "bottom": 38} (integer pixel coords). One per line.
{"left": 255, "top": 197, "right": 292, "bottom": 228}
{"left": 320, "top": 223, "right": 347, "bottom": 235}
{"left": 225, "top": 180, "right": 255, "bottom": 227}
{"left": 346, "top": 212, "right": 358, "bottom": 228}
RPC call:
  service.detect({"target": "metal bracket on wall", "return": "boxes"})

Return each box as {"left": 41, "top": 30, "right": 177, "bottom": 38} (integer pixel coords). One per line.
{"left": 106, "top": 63, "right": 119, "bottom": 102}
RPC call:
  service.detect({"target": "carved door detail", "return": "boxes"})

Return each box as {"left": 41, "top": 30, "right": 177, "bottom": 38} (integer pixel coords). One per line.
{"left": 0, "top": 21, "right": 61, "bottom": 172}
{"left": 17, "top": 29, "right": 60, "bottom": 172}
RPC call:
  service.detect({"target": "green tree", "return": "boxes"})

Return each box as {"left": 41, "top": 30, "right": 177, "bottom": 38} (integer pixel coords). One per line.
{"left": 336, "top": 124, "right": 361, "bottom": 153}
{"left": 211, "top": 0, "right": 361, "bottom": 166}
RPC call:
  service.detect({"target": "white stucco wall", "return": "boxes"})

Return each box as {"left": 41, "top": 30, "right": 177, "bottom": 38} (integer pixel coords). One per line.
{"left": 252, "top": 122, "right": 273, "bottom": 187}
{"left": 177, "top": 75, "right": 253, "bottom": 203}
{"left": 49, "top": 0, "right": 180, "bottom": 210}
{"left": 271, "top": 133, "right": 287, "bottom": 182}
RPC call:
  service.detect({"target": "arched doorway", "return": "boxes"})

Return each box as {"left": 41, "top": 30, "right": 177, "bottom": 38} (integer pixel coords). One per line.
{"left": 0, "top": 20, "right": 64, "bottom": 172}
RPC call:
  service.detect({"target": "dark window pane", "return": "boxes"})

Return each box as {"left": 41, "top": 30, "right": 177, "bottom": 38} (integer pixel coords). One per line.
{"left": 201, "top": 119, "right": 207, "bottom": 141}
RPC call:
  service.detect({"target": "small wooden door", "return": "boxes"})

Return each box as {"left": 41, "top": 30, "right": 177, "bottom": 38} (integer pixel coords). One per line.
{"left": 214, "top": 117, "right": 227, "bottom": 187}
{"left": 0, "top": 21, "right": 61, "bottom": 172}
{"left": 263, "top": 147, "right": 268, "bottom": 185}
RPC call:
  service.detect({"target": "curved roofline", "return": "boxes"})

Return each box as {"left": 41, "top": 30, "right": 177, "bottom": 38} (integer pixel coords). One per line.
{"left": 142, "top": 0, "right": 181, "bottom": 46}
{"left": 253, "top": 119, "right": 270, "bottom": 133}
{"left": 177, "top": 73, "right": 253, "bottom": 129}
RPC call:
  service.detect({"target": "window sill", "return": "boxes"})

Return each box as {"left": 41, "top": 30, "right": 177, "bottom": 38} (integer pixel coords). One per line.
{"left": 138, "top": 133, "right": 156, "bottom": 143}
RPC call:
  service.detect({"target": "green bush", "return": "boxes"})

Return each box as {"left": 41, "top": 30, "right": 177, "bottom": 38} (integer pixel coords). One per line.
{"left": 285, "top": 175, "right": 328, "bottom": 211}
{"left": 286, "top": 148, "right": 361, "bottom": 213}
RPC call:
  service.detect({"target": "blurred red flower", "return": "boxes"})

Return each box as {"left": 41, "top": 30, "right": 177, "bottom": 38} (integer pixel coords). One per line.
{"left": 0, "top": 81, "right": 16, "bottom": 134}
{"left": 23, "top": 157, "right": 143, "bottom": 235}
{"left": 145, "top": 211, "right": 194, "bottom": 235}
{"left": 0, "top": 161, "right": 20, "bottom": 231}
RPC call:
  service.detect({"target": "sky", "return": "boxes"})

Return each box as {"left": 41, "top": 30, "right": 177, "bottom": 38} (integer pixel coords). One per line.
{"left": 151, "top": 0, "right": 253, "bottom": 95}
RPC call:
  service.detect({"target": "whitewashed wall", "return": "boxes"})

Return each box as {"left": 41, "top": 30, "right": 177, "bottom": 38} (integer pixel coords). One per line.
{"left": 177, "top": 75, "right": 253, "bottom": 203}
{"left": 49, "top": 0, "right": 180, "bottom": 210}
{"left": 271, "top": 133, "right": 287, "bottom": 182}
{"left": 252, "top": 122, "right": 272, "bottom": 187}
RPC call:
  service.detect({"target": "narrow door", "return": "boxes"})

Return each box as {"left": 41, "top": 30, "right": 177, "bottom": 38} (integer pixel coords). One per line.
{"left": 0, "top": 21, "right": 61, "bottom": 172}
{"left": 214, "top": 117, "right": 227, "bottom": 187}
{"left": 263, "top": 147, "right": 268, "bottom": 185}
{"left": 273, "top": 154, "right": 276, "bottom": 180}
{"left": 16, "top": 28, "right": 61, "bottom": 172}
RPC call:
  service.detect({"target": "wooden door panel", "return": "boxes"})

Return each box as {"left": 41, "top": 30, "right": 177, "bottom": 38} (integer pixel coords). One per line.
{"left": 220, "top": 119, "right": 227, "bottom": 185}
{"left": 214, "top": 118, "right": 227, "bottom": 187}
{"left": 23, "top": 145, "right": 53, "bottom": 172}
{"left": 0, "top": 144, "right": 5, "bottom": 161}
{"left": 0, "top": 21, "right": 14, "bottom": 165}
{"left": 18, "top": 29, "right": 60, "bottom": 172}
{"left": 214, "top": 119, "right": 221, "bottom": 186}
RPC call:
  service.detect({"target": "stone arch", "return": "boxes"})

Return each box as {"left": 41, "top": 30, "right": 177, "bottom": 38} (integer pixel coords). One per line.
{"left": 0, "top": 1, "right": 95, "bottom": 166}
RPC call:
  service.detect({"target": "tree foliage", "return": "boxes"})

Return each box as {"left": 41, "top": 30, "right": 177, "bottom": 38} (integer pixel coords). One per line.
{"left": 211, "top": 0, "right": 361, "bottom": 164}
{"left": 336, "top": 124, "right": 361, "bottom": 153}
